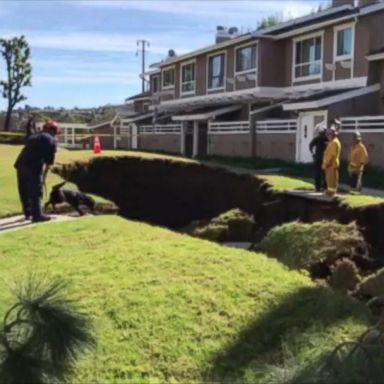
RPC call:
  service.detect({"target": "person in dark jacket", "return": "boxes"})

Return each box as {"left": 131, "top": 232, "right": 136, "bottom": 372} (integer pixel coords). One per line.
{"left": 14, "top": 120, "right": 60, "bottom": 222}
{"left": 309, "top": 127, "right": 328, "bottom": 192}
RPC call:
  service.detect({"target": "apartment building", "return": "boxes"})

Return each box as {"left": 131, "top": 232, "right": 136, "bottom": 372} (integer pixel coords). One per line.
{"left": 118, "top": 0, "right": 384, "bottom": 166}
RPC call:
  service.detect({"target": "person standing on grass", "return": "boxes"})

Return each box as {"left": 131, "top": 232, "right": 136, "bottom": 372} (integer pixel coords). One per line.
{"left": 14, "top": 120, "right": 60, "bottom": 223}
{"left": 309, "top": 126, "right": 328, "bottom": 192}
{"left": 322, "top": 125, "right": 341, "bottom": 197}
{"left": 348, "top": 131, "right": 368, "bottom": 193}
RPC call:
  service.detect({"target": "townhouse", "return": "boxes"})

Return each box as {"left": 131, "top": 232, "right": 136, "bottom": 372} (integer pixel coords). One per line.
{"left": 118, "top": 0, "right": 384, "bottom": 167}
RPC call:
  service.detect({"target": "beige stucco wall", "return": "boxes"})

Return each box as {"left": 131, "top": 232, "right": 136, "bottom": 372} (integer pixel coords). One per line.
{"left": 208, "top": 134, "right": 251, "bottom": 157}
{"left": 254, "top": 133, "right": 296, "bottom": 161}
{"left": 138, "top": 134, "right": 181, "bottom": 154}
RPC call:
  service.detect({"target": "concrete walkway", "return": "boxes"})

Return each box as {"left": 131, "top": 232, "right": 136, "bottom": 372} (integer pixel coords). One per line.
{"left": 0, "top": 214, "right": 74, "bottom": 234}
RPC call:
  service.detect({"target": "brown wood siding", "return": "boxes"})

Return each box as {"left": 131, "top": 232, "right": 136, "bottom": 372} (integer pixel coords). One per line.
{"left": 354, "top": 12, "right": 384, "bottom": 78}
{"left": 174, "top": 65, "right": 180, "bottom": 98}
{"left": 160, "top": 37, "right": 259, "bottom": 99}
{"left": 323, "top": 28, "right": 333, "bottom": 82}
{"left": 258, "top": 39, "right": 285, "bottom": 87}
{"left": 284, "top": 14, "right": 384, "bottom": 86}
{"left": 335, "top": 63, "right": 352, "bottom": 80}
{"left": 380, "top": 62, "right": 384, "bottom": 114}
{"left": 354, "top": 19, "right": 370, "bottom": 78}
{"left": 284, "top": 39, "right": 293, "bottom": 86}
{"left": 149, "top": 73, "right": 160, "bottom": 96}
{"left": 226, "top": 46, "right": 235, "bottom": 92}
{"left": 196, "top": 55, "right": 207, "bottom": 96}
{"left": 134, "top": 99, "right": 150, "bottom": 113}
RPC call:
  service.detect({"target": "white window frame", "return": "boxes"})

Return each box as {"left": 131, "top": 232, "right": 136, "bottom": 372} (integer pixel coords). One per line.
{"left": 206, "top": 50, "right": 227, "bottom": 92}
{"left": 333, "top": 22, "right": 355, "bottom": 62}
{"left": 234, "top": 42, "right": 258, "bottom": 75}
{"left": 162, "top": 66, "right": 175, "bottom": 90}
{"left": 180, "top": 59, "right": 196, "bottom": 96}
{"left": 151, "top": 75, "right": 159, "bottom": 94}
{"left": 292, "top": 31, "right": 324, "bottom": 83}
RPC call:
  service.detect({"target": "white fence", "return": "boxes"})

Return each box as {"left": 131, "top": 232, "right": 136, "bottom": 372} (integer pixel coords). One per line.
{"left": 340, "top": 116, "right": 384, "bottom": 133}
{"left": 255, "top": 119, "right": 297, "bottom": 134}
{"left": 139, "top": 124, "right": 181, "bottom": 134}
{"left": 208, "top": 121, "right": 250, "bottom": 134}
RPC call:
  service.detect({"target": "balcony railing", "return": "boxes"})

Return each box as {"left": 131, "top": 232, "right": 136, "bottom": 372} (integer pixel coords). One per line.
{"left": 139, "top": 124, "right": 181, "bottom": 134}
{"left": 208, "top": 121, "right": 250, "bottom": 134}
{"left": 340, "top": 116, "right": 384, "bottom": 133}
{"left": 256, "top": 119, "right": 297, "bottom": 133}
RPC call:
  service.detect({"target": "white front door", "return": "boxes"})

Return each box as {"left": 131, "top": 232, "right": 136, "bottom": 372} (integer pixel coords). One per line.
{"left": 296, "top": 111, "right": 327, "bottom": 163}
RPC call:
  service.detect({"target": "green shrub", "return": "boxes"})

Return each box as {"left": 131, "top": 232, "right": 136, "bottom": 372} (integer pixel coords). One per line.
{"left": 358, "top": 268, "right": 384, "bottom": 298}
{"left": 193, "top": 224, "right": 228, "bottom": 242}
{"left": 259, "top": 221, "right": 367, "bottom": 271}
{"left": 186, "top": 209, "right": 255, "bottom": 242}
{"left": 0, "top": 131, "right": 25, "bottom": 145}
{"left": 329, "top": 258, "right": 361, "bottom": 293}
{"left": 211, "top": 208, "right": 255, "bottom": 241}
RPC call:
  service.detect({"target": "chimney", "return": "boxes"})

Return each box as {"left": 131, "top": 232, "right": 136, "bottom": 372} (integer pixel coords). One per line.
{"left": 331, "top": 0, "right": 355, "bottom": 6}
{"left": 215, "top": 26, "right": 231, "bottom": 44}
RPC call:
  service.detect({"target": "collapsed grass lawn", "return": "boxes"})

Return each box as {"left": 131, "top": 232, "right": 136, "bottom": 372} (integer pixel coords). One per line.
{"left": 0, "top": 216, "right": 370, "bottom": 383}
{"left": 0, "top": 144, "right": 195, "bottom": 217}
{"left": 203, "top": 155, "right": 384, "bottom": 208}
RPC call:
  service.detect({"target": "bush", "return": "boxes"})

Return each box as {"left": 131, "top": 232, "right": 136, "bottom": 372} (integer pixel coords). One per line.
{"left": 358, "top": 268, "right": 384, "bottom": 298}
{"left": 186, "top": 209, "right": 255, "bottom": 242}
{"left": 210, "top": 208, "right": 255, "bottom": 241}
{"left": 259, "top": 221, "right": 367, "bottom": 271}
{"left": 0, "top": 131, "right": 25, "bottom": 145}
{"left": 329, "top": 258, "right": 361, "bottom": 293}
{"left": 193, "top": 224, "right": 228, "bottom": 242}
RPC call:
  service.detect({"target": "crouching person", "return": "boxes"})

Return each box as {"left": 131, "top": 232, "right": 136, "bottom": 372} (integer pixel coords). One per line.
{"left": 322, "top": 126, "right": 341, "bottom": 197}
{"left": 14, "top": 120, "right": 60, "bottom": 222}
{"left": 348, "top": 131, "right": 368, "bottom": 193}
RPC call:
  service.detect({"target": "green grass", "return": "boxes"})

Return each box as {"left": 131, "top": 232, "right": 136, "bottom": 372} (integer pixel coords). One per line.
{"left": 203, "top": 155, "right": 384, "bottom": 207}
{"left": 0, "top": 144, "right": 195, "bottom": 218}
{"left": 0, "top": 216, "right": 370, "bottom": 383}
{"left": 260, "top": 175, "right": 313, "bottom": 192}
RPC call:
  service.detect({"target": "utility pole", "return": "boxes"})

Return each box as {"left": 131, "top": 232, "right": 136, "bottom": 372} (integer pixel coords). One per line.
{"left": 136, "top": 39, "right": 150, "bottom": 93}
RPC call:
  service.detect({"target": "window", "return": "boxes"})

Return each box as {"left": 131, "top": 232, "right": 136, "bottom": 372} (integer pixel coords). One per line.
{"left": 335, "top": 26, "right": 353, "bottom": 60}
{"left": 294, "top": 35, "right": 322, "bottom": 79}
{"left": 208, "top": 53, "right": 225, "bottom": 89}
{"left": 162, "top": 68, "right": 174, "bottom": 88}
{"left": 151, "top": 75, "right": 159, "bottom": 93}
{"left": 236, "top": 45, "right": 256, "bottom": 73}
{"left": 181, "top": 62, "right": 196, "bottom": 93}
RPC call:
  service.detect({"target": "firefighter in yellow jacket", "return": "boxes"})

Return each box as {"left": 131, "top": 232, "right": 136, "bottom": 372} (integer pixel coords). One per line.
{"left": 322, "top": 126, "right": 341, "bottom": 197}
{"left": 348, "top": 131, "right": 368, "bottom": 192}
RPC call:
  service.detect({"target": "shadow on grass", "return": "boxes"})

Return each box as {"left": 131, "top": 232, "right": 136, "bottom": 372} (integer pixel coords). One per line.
{"left": 205, "top": 286, "right": 370, "bottom": 383}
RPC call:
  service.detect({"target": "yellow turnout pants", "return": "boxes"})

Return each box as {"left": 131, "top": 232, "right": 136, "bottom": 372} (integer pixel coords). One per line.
{"left": 325, "top": 168, "right": 339, "bottom": 196}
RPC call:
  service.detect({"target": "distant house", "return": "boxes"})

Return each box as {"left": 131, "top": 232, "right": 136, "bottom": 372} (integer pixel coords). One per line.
{"left": 117, "top": 0, "right": 384, "bottom": 166}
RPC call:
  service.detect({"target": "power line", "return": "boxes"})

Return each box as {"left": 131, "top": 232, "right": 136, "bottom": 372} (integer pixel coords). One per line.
{"left": 136, "top": 39, "right": 150, "bottom": 93}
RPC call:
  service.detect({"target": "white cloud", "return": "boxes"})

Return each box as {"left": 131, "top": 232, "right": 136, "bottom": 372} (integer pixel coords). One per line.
{"left": 0, "top": 29, "right": 210, "bottom": 55}
{"left": 72, "top": 0, "right": 319, "bottom": 21}
{"left": 34, "top": 71, "right": 139, "bottom": 85}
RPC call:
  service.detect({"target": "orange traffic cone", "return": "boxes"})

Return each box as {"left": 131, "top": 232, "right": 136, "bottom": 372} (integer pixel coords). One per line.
{"left": 93, "top": 135, "right": 101, "bottom": 154}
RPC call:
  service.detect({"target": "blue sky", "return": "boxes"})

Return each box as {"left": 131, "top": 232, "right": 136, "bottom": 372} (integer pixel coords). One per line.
{"left": 0, "top": 0, "right": 327, "bottom": 110}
